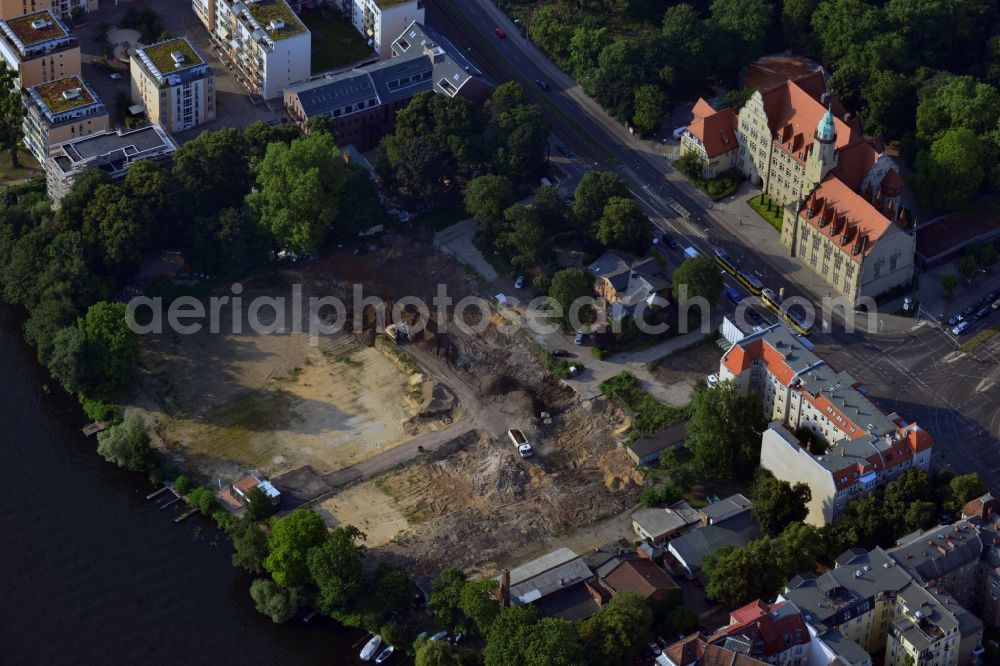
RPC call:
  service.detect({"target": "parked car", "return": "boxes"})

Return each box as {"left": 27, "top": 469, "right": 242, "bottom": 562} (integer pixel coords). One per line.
{"left": 648, "top": 642, "right": 662, "bottom": 656}
{"left": 494, "top": 27, "right": 506, "bottom": 38}
{"left": 953, "top": 320, "right": 971, "bottom": 335}
{"left": 745, "top": 306, "right": 764, "bottom": 325}
{"left": 574, "top": 331, "right": 586, "bottom": 345}
{"left": 947, "top": 314, "right": 963, "bottom": 326}
{"left": 535, "top": 78, "right": 550, "bottom": 91}
{"left": 662, "top": 233, "right": 680, "bottom": 249}
{"left": 550, "top": 349, "right": 572, "bottom": 358}
{"left": 109, "top": 72, "right": 123, "bottom": 80}
{"left": 514, "top": 275, "right": 525, "bottom": 289}
{"left": 962, "top": 305, "right": 977, "bottom": 318}
{"left": 992, "top": 299, "right": 1000, "bottom": 311}
{"left": 725, "top": 286, "right": 743, "bottom": 305}
{"left": 975, "top": 307, "right": 990, "bottom": 320}
{"left": 985, "top": 291, "right": 998, "bottom": 303}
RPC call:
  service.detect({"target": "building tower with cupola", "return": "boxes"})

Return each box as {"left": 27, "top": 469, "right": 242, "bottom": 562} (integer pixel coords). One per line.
{"left": 805, "top": 107, "right": 838, "bottom": 185}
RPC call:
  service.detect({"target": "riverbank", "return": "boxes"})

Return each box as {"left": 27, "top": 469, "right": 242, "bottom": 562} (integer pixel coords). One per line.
{"left": 0, "top": 304, "right": 362, "bottom": 663}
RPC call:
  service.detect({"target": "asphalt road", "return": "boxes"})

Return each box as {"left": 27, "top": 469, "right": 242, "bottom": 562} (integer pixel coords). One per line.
{"left": 427, "top": 0, "right": 1000, "bottom": 493}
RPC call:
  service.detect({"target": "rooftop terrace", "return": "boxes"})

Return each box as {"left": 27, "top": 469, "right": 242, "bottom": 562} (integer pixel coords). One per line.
{"left": 34, "top": 77, "right": 95, "bottom": 114}
{"left": 5, "top": 11, "right": 66, "bottom": 47}
{"left": 140, "top": 38, "right": 203, "bottom": 75}
{"left": 245, "top": 0, "right": 305, "bottom": 41}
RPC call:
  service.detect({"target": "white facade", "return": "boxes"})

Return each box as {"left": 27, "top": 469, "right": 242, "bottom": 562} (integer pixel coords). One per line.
{"left": 194, "top": 0, "right": 310, "bottom": 100}
{"left": 338, "top": 0, "right": 424, "bottom": 56}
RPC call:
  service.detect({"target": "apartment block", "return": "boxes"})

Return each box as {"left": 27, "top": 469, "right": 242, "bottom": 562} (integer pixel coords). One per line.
{"left": 284, "top": 21, "right": 490, "bottom": 150}
{"left": 720, "top": 324, "right": 933, "bottom": 526}
{"left": 0, "top": 0, "right": 97, "bottom": 21}
{"left": 193, "top": 0, "right": 309, "bottom": 100}
{"left": 334, "top": 0, "right": 424, "bottom": 56}
{"left": 130, "top": 37, "right": 215, "bottom": 132}
{"left": 0, "top": 9, "right": 79, "bottom": 88}
{"left": 781, "top": 546, "right": 984, "bottom": 666}
{"left": 705, "top": 599, "right": 811, "bottom": 665}
{"left": 46, "top": 124, "right": 177, "bottom": 206}
{"left": 22, "top": 74, "right": 106, "bottom": 161}
{"left": 682, "top": 72, "right": 915, "bottom": 304}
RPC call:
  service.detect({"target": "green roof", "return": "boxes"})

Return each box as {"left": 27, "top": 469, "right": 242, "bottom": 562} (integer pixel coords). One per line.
{"left": 246, "top": 0, "right": 305, "bottom": 41}
{"left": 35, "top": 77, "right": 95, "bottom": 113}
{"left": 6, "top": 11, "right": 67, "bottom": 47}
{"left": 141, "top": 38, "right": 203, "bottom": 74}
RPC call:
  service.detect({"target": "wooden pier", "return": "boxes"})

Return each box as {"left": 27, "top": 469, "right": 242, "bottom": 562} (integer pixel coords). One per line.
{"left": 80, "top": 422, "right": 107, "bottom": 437}
{"left": 174, "top": 509, "right": 198, "bottom": 523}
{"left": 145, "top": 486, "right": 171, "bottom": 500}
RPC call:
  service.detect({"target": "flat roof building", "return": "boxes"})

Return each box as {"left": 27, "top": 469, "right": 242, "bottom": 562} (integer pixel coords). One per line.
{"left": 46, "top": 124, "right": 177, "bottom": 206}
{"left": 22, "top": 74, "right": 107, "bottom": 161}
{"left": 284, "top": 21, "right": 491, "bottom": 150}
{"left": 0, "top": 9, "right": 79, "bottom": 88}
{"left": 632, "top": 501, "right": 701, "bottom": 546}
{"left": 194, "top": 0, "right": 310, "bottom": 100}
{"left": 667, "top": 504, "right": 761, "bottom": 580}
{"left": 130, "top": 37, "right": 215, "bottom": 133}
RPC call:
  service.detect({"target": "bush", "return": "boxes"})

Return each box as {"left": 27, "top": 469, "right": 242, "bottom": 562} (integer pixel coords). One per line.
{"left": 249, "top": 579, "right": 300, "bottom": 624}
{"left": 600, "top": 371, "right": 690, "bottom": 435}
{"left": 174, "top": 475, "right": 191, "bottom": 496}
{"left": 187, "top": 487, "right": 215, "bottom": 514}
{"left": 96, "top": 411, "right": 151, "bottom": 471}
{"left": 82, "top": 398, "right": 117, "bottom": 422}
{"left": 639, "top": 484, "right": 680, "bottom": 508}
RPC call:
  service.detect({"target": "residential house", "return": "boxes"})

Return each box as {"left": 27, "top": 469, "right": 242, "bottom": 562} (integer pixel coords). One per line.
{"left": 587, "top": 250, "right": 670, "bottom": 324}
{"left": 46, "top": 124, "right": 177, "bottom": 206}
{"left": 679, "top": 98, "right": 738, "bottom": 178}
{"left": 22, "top": 75, "right": 107, "bottom": 162}
{"left": 334, "top": 0, "right": 424, "bottom": 57}
{"left": 592, "top": 556, "right": 679, "bottom": 604}
{"left": 681, "top": 72, "right": 915, "bottom": 304}
{"left": 780, "top": 546, "right": 984, "bottom": 666}
{"left": 625, "top": 419, "right": 688, "bottom": 466}
{"left": 631, "top": 500, "right": 701, "bottom": 546}
{"left": 193, "top": 0, "right": 310, "bottom": 100}
{"left": 231, "top": 472, "right": 281, "bottom": 506}
{"left": 705, "top": 599, "right": 811, "bottom": 665}
{"left": 720, "top": 323, "right": 934, "bottom": 526}
{"left": 130, "top": 37, "right": 215, "bottom": 132}
{"left": 0, "top": 0, "right": 97, "bottom": 21}
{"left": 666, "top": 498, "right": 761, "bottom": 581}
{"left": 283, "top": 21, "right": 491, "bottom": 151}
{"left": 0, "top": 9, "right": 79, "bottom": 88}
{"left": 659, "top": 634, "right": 770, "bottom": 666}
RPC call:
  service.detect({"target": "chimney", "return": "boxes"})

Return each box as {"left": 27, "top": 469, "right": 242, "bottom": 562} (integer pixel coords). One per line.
{"left": 500, "top": 568, "right": 510, "bottom": 608}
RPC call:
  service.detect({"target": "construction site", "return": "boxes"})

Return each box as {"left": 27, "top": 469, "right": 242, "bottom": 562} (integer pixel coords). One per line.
{"left": 134, "top": 237, "right": 645, "bottom": 573}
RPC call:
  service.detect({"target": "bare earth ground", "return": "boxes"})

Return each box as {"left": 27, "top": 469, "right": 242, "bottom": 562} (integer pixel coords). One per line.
{"left": 650, "top": 339, "right": 725, "bottom": 390}
{"left": 134, "top": 238, "right": 647, "bottom": 572}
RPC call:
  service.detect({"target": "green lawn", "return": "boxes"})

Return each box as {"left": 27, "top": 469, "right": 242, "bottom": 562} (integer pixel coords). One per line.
{"left": 747, "top": 194, "right": 784, "bottom": 233}
{"left": 300, "top": 10, "right": 372, "bottom": 73}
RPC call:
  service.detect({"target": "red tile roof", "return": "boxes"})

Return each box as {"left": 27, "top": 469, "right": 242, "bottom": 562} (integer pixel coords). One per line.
{"left": 689, "top": 98, "right": 739, "bottom": 158}
{"left": 708, "top": 600, "right": 809, "bottom": 658}
{"left": 798, "top": 177, "right": 896, "bottom": 262}
{"left": 233, "top": 475, "right": 260, "bottom": 495}
{"left": 601, "top": 559, "right": 678, "bottom": 599}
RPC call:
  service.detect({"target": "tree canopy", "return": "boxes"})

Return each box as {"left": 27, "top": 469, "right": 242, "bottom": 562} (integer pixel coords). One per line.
{"left": 671, "top": 256, "right": 724, "bottom": 307}
{"left": 265, "top": 509, "right": 329, "bottom": 588}
{"left": 751, "top": 475, "right": 812, "bottom": 536}
{"left": 686, "top": 379, "right": 767, "bottom": 479}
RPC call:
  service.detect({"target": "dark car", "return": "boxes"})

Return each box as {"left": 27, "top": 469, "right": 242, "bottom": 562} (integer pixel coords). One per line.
{"left": 985, "top": 291, "right": 998, "bottom": 303}
{"left": 550, "top": 349, "right": 572, "bottom": 358}
{"left": 535, "top": 79, "right": 550, "bottom": 91}
{"left": 495, "top": 27, "right": 506, "bottom": 38}
{"left": 661, "top": 232, "right": 680, "bottom": 249}
{"left": 947, "top": 314, "right": 963, "bottom": 326}
{"left": 975, "top": 306, "right": 990, "bottom": 320}
{"left": 963, "top": 305, "right": 977, "bottom": 317}
{"left": 746, "top": 307, "right": 764, "bottom": 325}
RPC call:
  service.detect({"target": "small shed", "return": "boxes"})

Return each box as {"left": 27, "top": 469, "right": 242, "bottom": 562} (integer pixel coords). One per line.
{"left": 626, "top": 420, "right": 689, "bottom": 466}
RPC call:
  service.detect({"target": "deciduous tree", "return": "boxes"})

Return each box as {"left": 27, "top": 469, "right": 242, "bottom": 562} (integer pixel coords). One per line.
{"left": 548, "top": 268, "right": 595, "bottom": 330}
{"left": 250, "top": 579, "right": 301, "bottom": 624}
{"left": 265, "top": 509, "right": 328, "bottom": 588}
{"left": 751, "top": 475, "right": 812, "bottom": 536}
{"left": 307, "top": 524, "right": 366, "bottom": 615}
{"left": 96, "top": 410, "right": 150, "bottom": 471}
{"left": 465, "top": 174, "right": 517, "bottom": 239}
{"left": 593, "top": 196, "right": 648, "bottom": 254}
{"left": 686, "top": 379, "right": 766, "bottom": 479}
{"left": 574, "top": 171, "right": 629, "bottom": 227}
{"left": 671, "top": 256, "right": 723, "bottom": 305}
{"left": 578, "top": 592, "right": 652, "bottom": 666}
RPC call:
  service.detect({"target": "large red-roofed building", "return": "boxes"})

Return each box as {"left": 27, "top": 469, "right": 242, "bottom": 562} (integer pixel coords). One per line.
{"left": 719, "top": 324, "right": 933, "bottom": 526}
{"left": 681, "top": 72, "right": 915, "bottom": 304}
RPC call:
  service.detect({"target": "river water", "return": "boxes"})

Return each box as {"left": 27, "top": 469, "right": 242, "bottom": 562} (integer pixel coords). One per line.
{"left": 0, "top": 304, "right": 360, "bottom": 665}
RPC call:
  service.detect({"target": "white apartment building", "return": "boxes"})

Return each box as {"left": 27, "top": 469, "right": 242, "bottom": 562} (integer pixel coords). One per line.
{"left": 130, "top": 37, "right": 215, "bottom": 132}
{"left": 335, "top": 0, "right": 424, "bottom": 56}
{"left": 193, "top": 0, "right": 310, "bottom": 100}
{"left": 720, "top": 324, "right": 933, "bottom": 526}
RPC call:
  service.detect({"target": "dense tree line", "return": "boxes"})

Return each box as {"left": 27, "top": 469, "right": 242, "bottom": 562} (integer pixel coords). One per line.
{"left": 520, "top": 0, "right": 1000, "bottom": 209}
{"left": 378, "top": 83, "right": 550, "bottom": 212}
{"left": 0, "top": 122, "right": 385, "bottom": 423}
{"left": 703, "top": 468, "right": 989, "bottom": 608}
